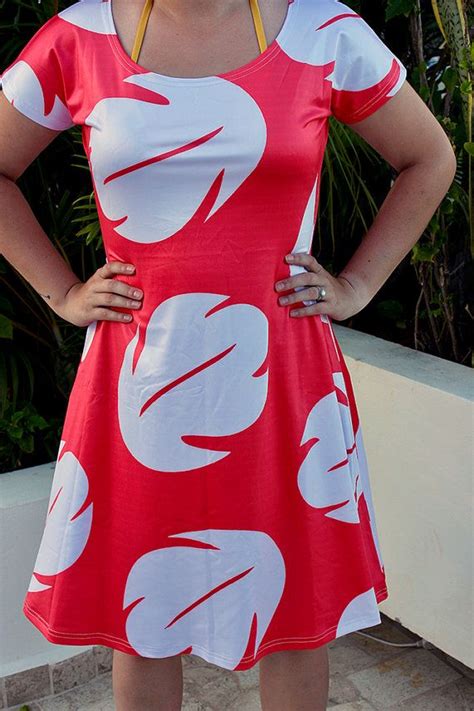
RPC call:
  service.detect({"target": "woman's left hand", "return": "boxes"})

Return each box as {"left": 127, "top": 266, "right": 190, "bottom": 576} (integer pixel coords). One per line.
{"left": 274, "top": 253, "right": 367, "bottom": 322}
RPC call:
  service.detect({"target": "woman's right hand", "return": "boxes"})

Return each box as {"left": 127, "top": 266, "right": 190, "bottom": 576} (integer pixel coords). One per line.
{"left": 55, "top": 261, "right": 143, "bottom": 327}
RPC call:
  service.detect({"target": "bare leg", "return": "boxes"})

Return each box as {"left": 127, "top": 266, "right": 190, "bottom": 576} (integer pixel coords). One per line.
{"left": 112, "top": 649, "right": 184, "bottom": 711}
{"left": 259, "top": 645, "right": 329, "bottom": 711}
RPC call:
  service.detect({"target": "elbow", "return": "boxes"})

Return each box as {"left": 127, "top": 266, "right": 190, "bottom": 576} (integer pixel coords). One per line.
{"left": 438, "top": 141, "right": 457, "bottom": 180}
{"left": 0, "top": 171, "right": 18, "bottom": 186}
{"left": 441, "top": 149, "right": 458, "bottom": 191}
{"left": 415, "top": 142, "right": 458, "bottom": 186}
{"left": 435, "top": 131, "right": 458, "bottom": 179}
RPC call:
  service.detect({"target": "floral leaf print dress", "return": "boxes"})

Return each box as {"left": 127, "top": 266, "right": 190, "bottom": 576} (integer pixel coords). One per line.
{"left": 1, "top": 0, "right": 407, "bottom": 671}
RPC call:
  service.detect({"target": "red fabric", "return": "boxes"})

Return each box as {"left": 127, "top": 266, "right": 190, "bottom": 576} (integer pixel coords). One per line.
{"left": 1, "top": 0, "right": 407, "bottom": 670}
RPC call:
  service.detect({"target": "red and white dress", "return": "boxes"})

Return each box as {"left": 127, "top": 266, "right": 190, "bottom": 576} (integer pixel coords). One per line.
{"left": 1, "top": 0, "right": 406, "bottom": 671}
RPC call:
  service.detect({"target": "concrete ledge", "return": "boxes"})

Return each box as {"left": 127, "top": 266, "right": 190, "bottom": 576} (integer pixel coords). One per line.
{"left": 0, "top": 325, "right": 472, "bottom": 705}
{"left": 333, "top": 324, "right": 472, "bottom": 400}
{"left": 333, "top": 324, "right": 473, "bottom": 670}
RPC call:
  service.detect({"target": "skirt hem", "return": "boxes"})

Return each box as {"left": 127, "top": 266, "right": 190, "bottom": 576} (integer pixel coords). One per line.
{"left": 23, "top": 587, "right": 388, "bottom": 671}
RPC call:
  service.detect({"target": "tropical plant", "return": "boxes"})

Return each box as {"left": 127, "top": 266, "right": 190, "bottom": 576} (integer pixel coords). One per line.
{"left": 317, "top": 0, "right": 472, "bottom": 363}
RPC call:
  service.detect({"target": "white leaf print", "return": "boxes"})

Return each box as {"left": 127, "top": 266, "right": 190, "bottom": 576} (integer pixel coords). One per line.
{"left": 321, "top": 313, "right": 341, "bottom": 363}
{"left": 28, "top": 447, "right": 93, "bottom": 591}
{"left": 117, "top": 293, "right": 269, "bottom": 471}
{"left": 297, "top": 370, "right": 384, "bottom": 571}
{"left": 288, "top": 173, "right": 319, "bottom": 306}
{"left": 59, "top": 1, "right": 109, "bottom": 33}
{"left": 279, "top": 1, "right": 400, "bottom": 90}
{"left": 0, "top": 60, "right": 74, "bottom": 130}
{"left": 336, "top": 587, "right": 380, "bottom": 636}
{"left": 124, "top": 529, "right": 286, "bottom": 669}
{"left": 80, "top": 320, "right": 97, "bottom": 362}
{"left": 85, "top": 75, "right": 267, "bottom": 243}
{"left": 298, "top": 371, "right": 361, "bottom": 523}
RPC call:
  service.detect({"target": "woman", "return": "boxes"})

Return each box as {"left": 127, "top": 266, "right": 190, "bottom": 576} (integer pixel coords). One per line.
{"left": 0, "top": 0, "right": 455, "bottom": 709}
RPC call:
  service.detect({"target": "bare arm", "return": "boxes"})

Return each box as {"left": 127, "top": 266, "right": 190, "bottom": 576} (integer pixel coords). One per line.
{"left": 0, "top": 91, "right": 143, "bottom": 326}
{"left": 274, "top": 80, "right": 457, "bottom": 321}
{"left": 335, "top": 80, "right": 457, "bottom": 305}
{"left": 0, "top": 91, "right": 83, "bottom": 308}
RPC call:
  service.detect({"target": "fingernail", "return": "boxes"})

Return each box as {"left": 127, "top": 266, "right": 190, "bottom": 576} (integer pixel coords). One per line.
{"left": 126, "top": 265, "right": 134, "bottom": 272}
{"left": 286, "top": 254, "right": 294, "bottom": 261}
{"left": 133, "top": 290, "right": 142, "bottom": 298}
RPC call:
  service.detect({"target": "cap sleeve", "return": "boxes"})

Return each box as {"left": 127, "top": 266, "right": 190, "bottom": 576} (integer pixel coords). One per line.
{"left": 329, "top": 2, "right": 407, "bottom": 125}
{"left": 0, "top": 14, "right": 75, "bottom": 131}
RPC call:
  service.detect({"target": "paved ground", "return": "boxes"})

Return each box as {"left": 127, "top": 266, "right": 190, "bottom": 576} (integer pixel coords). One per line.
{"left": 8, "top": 615, "right": 474, "bottom": 710}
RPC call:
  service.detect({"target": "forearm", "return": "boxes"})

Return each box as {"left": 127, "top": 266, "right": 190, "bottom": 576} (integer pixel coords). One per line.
{"left": 336, "top": 154, "right": 457, "bottom": 307}
{"left": 0, "top": 174, "right": 82, "bottom": 310}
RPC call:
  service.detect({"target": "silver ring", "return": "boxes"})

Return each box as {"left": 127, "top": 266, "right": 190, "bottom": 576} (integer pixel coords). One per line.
{"left": 303, "top": 285, "right": 326, "bottom": 306}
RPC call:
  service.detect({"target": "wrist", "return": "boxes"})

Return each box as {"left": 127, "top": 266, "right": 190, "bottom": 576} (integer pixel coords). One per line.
{"left": 63, "top": 280, "right": 83, "bottom": 299}
{"left": 336, "top": 272, "right": 372, "bottom": 311}
{"left": 43, "top": 279, "right": 82, "bottom": 312}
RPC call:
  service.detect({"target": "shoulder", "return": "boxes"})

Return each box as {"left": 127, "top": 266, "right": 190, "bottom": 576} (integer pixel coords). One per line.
{"left": 10, "top": 0, "right": 109, "bottom": 59}
{"left": 0, "top": 0, "right": 107, "bottom": 130}
{"left": 57, "top": 0, "right": 110, "bottom": 35}
{"left": 282, "top": 0, "right": 398, "bottom": 66}
{"left": 291, "top": 0, "right": 359, "bottom": 28}
{"left": 279, "top": 0, "right": 359, "bottom": 66}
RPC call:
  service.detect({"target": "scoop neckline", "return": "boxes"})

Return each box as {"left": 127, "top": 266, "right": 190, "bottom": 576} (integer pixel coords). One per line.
{"left": 103, "top": 0, "right": 298, "bottom": 86}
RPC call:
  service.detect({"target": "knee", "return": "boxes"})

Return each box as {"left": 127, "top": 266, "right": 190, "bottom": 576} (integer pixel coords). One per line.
{"left": 260, "top": 644, "right": 328, "bottom": 666}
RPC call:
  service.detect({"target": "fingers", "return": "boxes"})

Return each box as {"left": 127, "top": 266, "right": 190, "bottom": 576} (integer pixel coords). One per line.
{"left": 277, "top": 284, "right": 327, "bottom": 307}
{"left": 91, "top": 290, "right": 142, "bottom": 314}
{"left": 281, "top": 287, "right": 330, "bottom": 317}
{"left": 275, "top": 273, "right": 325, "bottom": 293}
{"left": 95, "top": 277, "right": 143, "bottom": 308}
{"left": 275, "top": 254, "right": 326, "bottom": 293}
{"left": 276, "top": 254, "right": 328, "bottom": 301}
{"left": 287, "top": 301, "right": 329, "bottom": 318}
{"left": 96, "top": 261, "right": 135, "bottom": 278}
{"left": 91, "top": 306, "right": 135, "bottom": 322}
{"left": 91, "top": 261, "right": 143, "bottom": 322}
{"left": 276, "top": 253, "right": 331, "bottom": 318}
{"left": 285, "top": 252, "right": 325, "bottom": 274}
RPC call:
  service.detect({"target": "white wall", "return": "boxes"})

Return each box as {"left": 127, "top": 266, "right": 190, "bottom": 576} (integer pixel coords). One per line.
{"left": 1, "top": 325, "right": 472, "bottom": 675}
{"left": 334, "top": 324, "right": 473, "bottom": 670}
{"left": 0, "top": 462, "right": 92, "bottom": 676}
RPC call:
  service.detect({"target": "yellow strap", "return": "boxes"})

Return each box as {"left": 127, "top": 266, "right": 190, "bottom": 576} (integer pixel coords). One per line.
{"left": 249, "top": 0, "right": 268, "bottom": 53}
{"left": 131, "top": 0, "right": 268, "bottom": 64}
{"left": 131, "top": 0, "right": 154, "bottom": 63}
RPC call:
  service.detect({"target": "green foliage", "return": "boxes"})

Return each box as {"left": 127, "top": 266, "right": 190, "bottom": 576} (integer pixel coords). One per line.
{"left": 0, "top": 1, "right": 105, "bottom": 472}
{"left": 321, "top": 0, "right": 472, "bottom": 364}
{"left": 385, "top": 0, "right": 417, "bottom": 21}
{"left": 0, "top": 402, "right": 49, "bottom": 471}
